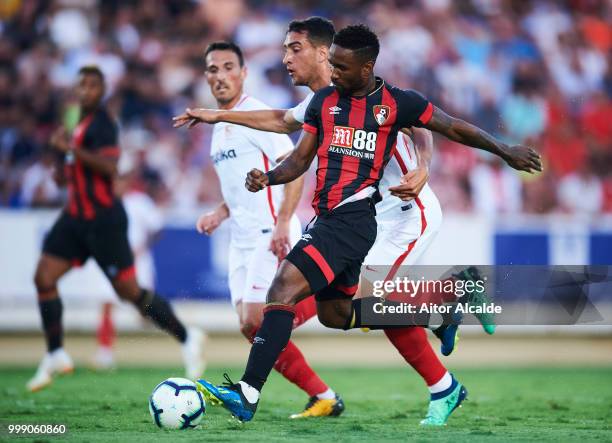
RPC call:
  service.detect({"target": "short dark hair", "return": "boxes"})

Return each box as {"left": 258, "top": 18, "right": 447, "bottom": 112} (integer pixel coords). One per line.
{"left": 78, "top": 65, "right": 105, "bottom": 83}
{"left": 204, "top": 41, "right": 244, "bottom": 67}
{"left": 287, "top": 16, "right": 335, "bottom": 48}
{"left": 333, "top": 24, "right": 380, "bottom": 63}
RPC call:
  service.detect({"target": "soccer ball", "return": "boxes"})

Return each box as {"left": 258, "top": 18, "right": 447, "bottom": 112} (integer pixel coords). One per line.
{"left": 148, "top": 377, "right": 206, "bottom": 429}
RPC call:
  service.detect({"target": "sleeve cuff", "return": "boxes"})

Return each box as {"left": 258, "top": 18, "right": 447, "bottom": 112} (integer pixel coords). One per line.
{"left": 302, "top": 123, "right": 317, "bottom": 134}
{"left": 418, "top": 102, "right": 434, "bottom": 125}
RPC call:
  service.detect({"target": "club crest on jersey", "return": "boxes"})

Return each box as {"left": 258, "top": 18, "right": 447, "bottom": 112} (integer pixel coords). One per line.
{"left": 373, "top": 105, "right": 390, "bottom": 125}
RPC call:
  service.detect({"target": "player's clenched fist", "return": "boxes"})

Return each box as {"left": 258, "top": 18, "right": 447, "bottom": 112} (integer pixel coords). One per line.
{"left": 196, "top": 211, "right": 224, "bottom": 235}
{"left": 245, "top": 168, "right": 269, "bottom": 192}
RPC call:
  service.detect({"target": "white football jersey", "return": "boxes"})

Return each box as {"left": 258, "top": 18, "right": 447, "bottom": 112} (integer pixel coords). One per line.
{"left": 289, "top": 95, "right": 432, "bottom": 220}
{"left": 211, "top": 95, "right": 294, "bottom": 247}
{"left": 375, "top": 132, "right": 438, "bottom": 220}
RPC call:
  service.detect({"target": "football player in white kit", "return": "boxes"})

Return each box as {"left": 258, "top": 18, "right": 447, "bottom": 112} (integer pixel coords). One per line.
{"left": 193, "top": 42, "right": 344, "bottom": 418}
{"left": 174, "top": 18, "right": 516, "bottom": 425}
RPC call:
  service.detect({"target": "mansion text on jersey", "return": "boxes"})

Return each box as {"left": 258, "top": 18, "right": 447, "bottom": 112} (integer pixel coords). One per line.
{"left": 329, "top": 146, "right": 374, "bottom": 159}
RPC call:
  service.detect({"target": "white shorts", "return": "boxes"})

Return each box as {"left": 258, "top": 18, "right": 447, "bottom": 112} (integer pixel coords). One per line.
{"left": 363, "top": 186, "right": 442, "bottom": 279}
{"left": 228, "top": 216, "right": 302, "bottom": 306}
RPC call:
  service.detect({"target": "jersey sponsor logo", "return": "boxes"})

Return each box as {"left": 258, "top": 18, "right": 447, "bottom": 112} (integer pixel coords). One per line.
{"left": 331, "top": 125, "right": 355, "bottom": 148}
{"left": 373, "top": 105, "right": 390, "bottom": 125}
{"left": 300, "top": 233, "right": 312, "bottom": 242}
{"left": 330, "top": 126, "right": 378, "bottom": 159}
{"left": 329, "top": 105, "right": 342, "bottom": 115}
{"left": 211, "top": 148, "right": 237, "bottom": 164}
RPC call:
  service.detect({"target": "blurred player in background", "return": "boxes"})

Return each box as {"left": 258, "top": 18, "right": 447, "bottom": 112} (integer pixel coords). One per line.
{"left": 193, "top": 42, "right": 343, "bottom": 418}
{"left": 93, "top": 168, "right": 167, "bottom": 370}
{"left": 183, "top": 24, "right": 541, "bottom": 425}
{"left": 28, "top": 66, "right": 203, "bottom": 392}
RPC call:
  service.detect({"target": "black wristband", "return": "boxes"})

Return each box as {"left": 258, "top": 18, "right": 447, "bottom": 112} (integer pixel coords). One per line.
{"left": 265, "top": 170, "right": 277, "bottom": 186}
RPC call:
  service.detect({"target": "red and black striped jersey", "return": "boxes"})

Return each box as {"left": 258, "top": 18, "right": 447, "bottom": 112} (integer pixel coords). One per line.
{"left": 302, "top": 78, "right": 433, "bottom": 215}
{"left": 65, "top": 108, "right": 119, "bottom": 220}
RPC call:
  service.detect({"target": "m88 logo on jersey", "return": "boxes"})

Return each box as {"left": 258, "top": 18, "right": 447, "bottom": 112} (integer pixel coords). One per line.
{"left": 331, "top": 126, "right": 377, "bottom": 152}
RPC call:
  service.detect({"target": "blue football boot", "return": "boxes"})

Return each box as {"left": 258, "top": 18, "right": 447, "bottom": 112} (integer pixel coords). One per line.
{"left": 433, "top": 310, "right": 463, "bottom": 356}
{"left": 196, "top": 373, "right": 258, "bottom": 422}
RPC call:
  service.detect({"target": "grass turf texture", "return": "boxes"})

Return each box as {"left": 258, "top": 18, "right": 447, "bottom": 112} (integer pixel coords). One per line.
{"left": 0, "top": 367, "right": 611, "bottom": 442}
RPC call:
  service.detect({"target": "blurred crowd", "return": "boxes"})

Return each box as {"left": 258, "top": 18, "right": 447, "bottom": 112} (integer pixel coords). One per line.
{"left": 0, "top": 0, "right": 610, "bottom": 219}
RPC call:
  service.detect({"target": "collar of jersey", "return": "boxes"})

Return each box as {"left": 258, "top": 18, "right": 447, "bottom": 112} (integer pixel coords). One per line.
{"left": 230, "top": 94, "right": 249, "bottom": 110}
{"left": 336, "top": 77, "right": 385, "bottom": 99}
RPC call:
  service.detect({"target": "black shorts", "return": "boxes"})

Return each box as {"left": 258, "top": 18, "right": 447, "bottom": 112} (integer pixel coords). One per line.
{"left": 286, "top": 198, "right": 377, "bottom": 301}
{"left": 42, "top": 201, "right": 135, "bottom": 281}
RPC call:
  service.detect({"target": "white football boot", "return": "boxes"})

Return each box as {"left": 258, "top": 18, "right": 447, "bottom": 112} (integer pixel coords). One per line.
{"left": 182, "top": 328, "right": 206, "bottom": 380}
{"left": 26, "top": 348, "right": 74, "bottom": 392}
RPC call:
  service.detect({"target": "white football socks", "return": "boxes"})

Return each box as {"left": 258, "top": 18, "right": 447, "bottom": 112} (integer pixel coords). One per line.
{"left": 316, "top": 388, "right": 336, "bottom": 400}
{"left": 239, "top": 381, "right": 260, "bottom": 403}
{"left": 428, "top": 371, "right": 452, "bottom": 394}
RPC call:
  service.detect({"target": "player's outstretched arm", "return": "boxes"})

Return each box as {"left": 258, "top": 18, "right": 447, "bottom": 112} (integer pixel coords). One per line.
{"left": 173, "top": 108, "right": 302, "bottom": 134}
{"left": 424, "top": 107, "right": 543, "bottom": 173}
{"left": 245, "top": 130, "right": 317, "bottom": 192}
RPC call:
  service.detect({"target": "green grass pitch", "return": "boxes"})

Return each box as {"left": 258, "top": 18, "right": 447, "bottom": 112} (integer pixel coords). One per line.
{"left": 1, "top": 367, "right": 611, "bottom": 442}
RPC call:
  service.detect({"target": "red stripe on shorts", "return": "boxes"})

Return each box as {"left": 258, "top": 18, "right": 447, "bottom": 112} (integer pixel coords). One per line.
{"left": 303, "top": 244, "right": 335, "bottom": 284}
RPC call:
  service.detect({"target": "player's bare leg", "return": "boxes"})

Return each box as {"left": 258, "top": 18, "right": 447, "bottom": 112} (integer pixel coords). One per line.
{"left": 315, "top": 298, "right": 353, "bottom": 329}
{"left": 237, "top": 300, "right": 261, "bottom": 339}
{"left": 28, "top": 254, "right": 75, "bottom": 392}
{"left": 111, "top": 274, "right": 204, "bottom": 379}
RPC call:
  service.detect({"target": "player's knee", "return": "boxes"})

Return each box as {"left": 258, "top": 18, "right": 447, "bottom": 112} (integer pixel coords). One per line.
{"left": 34, "top": 267, "right": 57, "bottom": 298}
{"left": 266, "top": 260, "right": 310, "bottom": 306}
{"left": 267, "top": 276, "right": 297, "bottom": 305}
{"left": 112, "top": 279, "right": 140, "bottom": 301}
